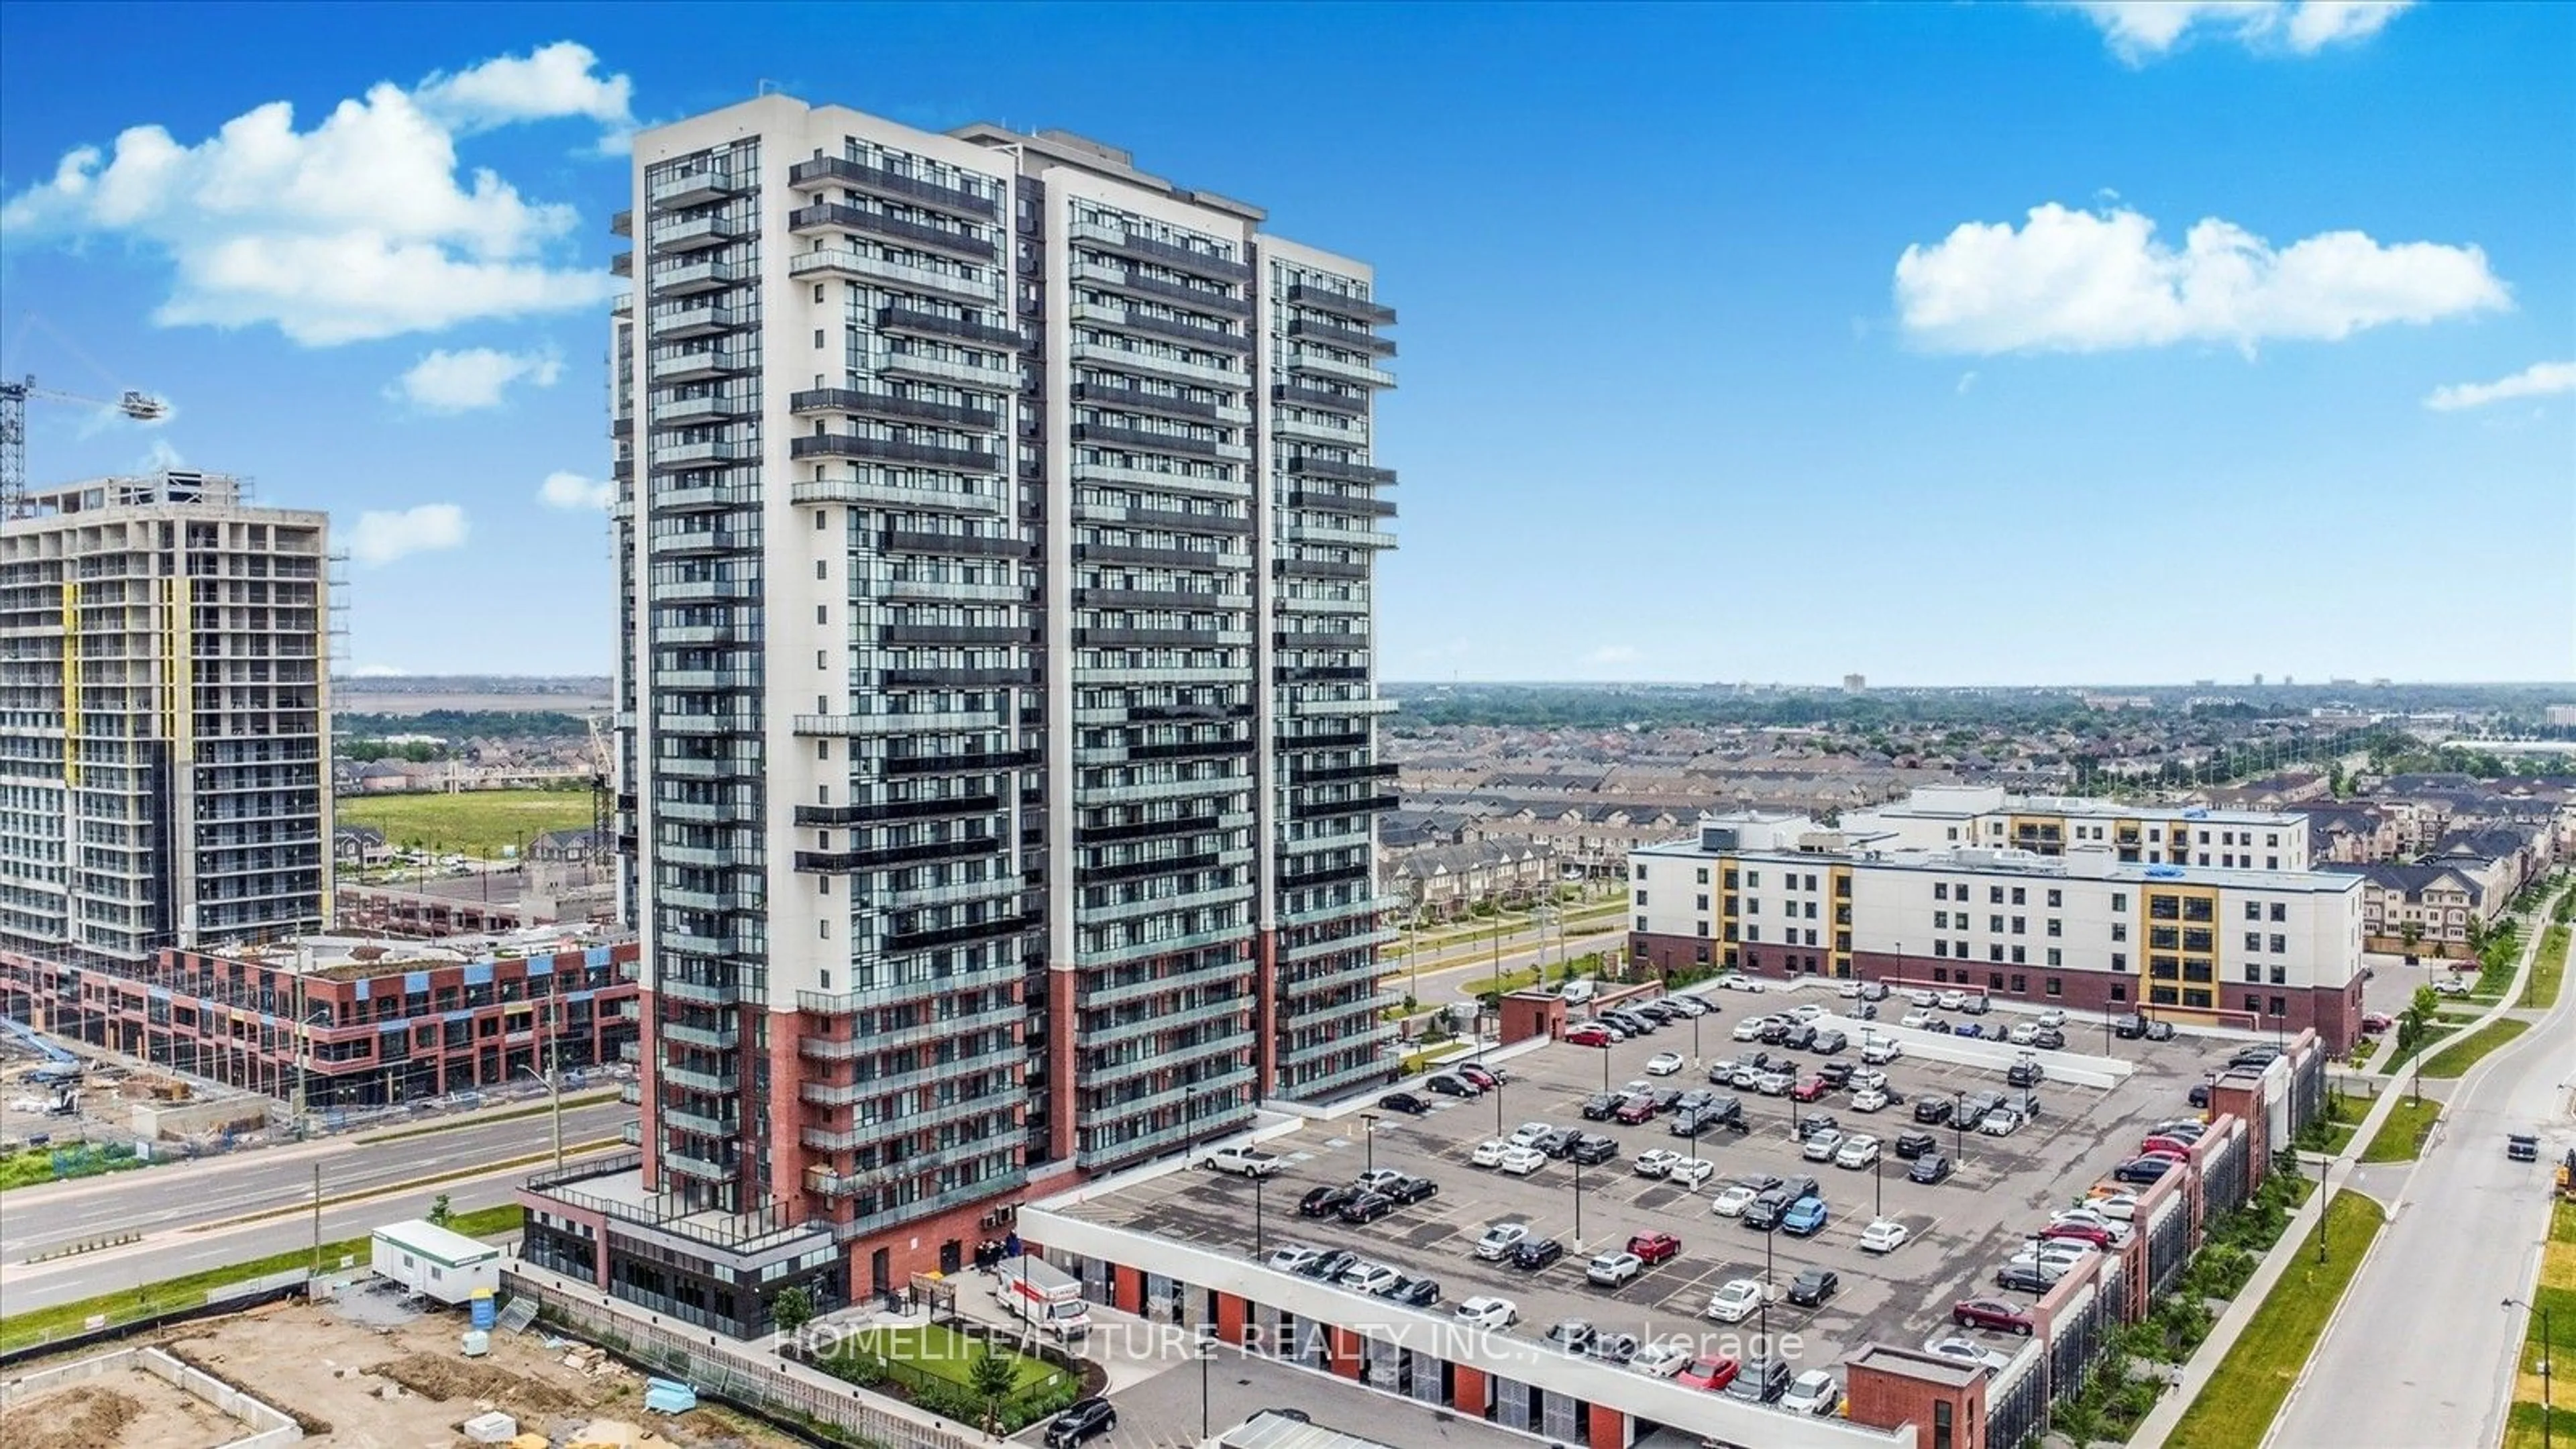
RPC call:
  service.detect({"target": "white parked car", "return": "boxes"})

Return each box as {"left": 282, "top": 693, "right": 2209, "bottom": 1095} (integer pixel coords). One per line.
{"left": 1470, "top": 1138, "right": 1511, "bottom": 1169}
{"left": 1455, "top": 1295, "right": 1518, "bottom": 1330}
{"left": 1585, "top": 1252, "right": 1643, "bottom": 1287}
{"left": 2089, "top": 1191, "right": 2142, "bottom": 1222}
{"left": 1850, "top": 1067, "right": 1888, "bottom": 1092}
{"left": 1835, "top": 1134, "right": 1882, "bottom": 1169}
{"left": 2035, "top": 1010, "right": 2067, "bottom": 1030}
{"left": 1354, "top": 1168, "right": 1407, "bottom": 1194}
{"left": 1732, "top": 1016, "right": 1769, "bottom": 1042}
{"left": 1789, "top": 1003, "right": 1828, "bottom": 1024}
{"left": 1978, "top": 1109, "right": 2025, "bottom": 1137}
{"left": 1629, "top": 1339, "right": 1694, "bottom": 1377}
{"left": 1782, "top": 1368, "right": 1841, "bottom": 1415}
{"left": 1668, "top": 1157, "right": 1715, "bottom": 1187}
{"left": 1633, "top": 1148, "right": 1682, "bottom": 1178}
{"left": 1340, "top": 1260, "right": 1399, "bottom": 1293}
{"left": 1859, "top": 1218, "right": 1911, "bottom": 1254}
{"left": 1851, "top": 1087, "right": 1890, "bottom": 1113}
{"left": 1908, "top": 988, "right": 1939, "bottom": 1007}
{"left": 1711, "top": 1184, "right": 1761, "bottom": 1218}
{"left": 1717, "top": 973, "right": 1765, "bottom": 992}
{"left": 1937, "top": 990, "right": 1968, "bottom": 1011}
{"left": 1901, "top": 1012, "right": 1935, "bottom": 1030}
{"left": 1837, "top": 981, "right": 1863, "bottom": 998}
{"left": 1705, "top": 1278, "right": 1769, "bottom": 1324}
{"left": 1267, "top": 1245, "right": 1321, "bottom": 1273}
{"left": 1665, "top": 996, "right": 1710, "bottom": 1017}
{"left": 2433, "top": 975, "right": 2473, "bottom": 997}
{"left": 1497, "top": 1146, "right": 1547, "bottom": 1175}
{"left": 1509, "top": 1122, "right": 1553, "bottom": 1148}
{"left": 1645, "top": 1051, "right": 1685, "bottom": 1077}
{"left": 1473, "top": 1224, "right": 1529, "bottom": 1260}
{"left": 1801, "top": 1128, "right": 1845, "bottom": 1161}
{"left": 2008, "top": 1022, "right": 2042, "bottom": 1046}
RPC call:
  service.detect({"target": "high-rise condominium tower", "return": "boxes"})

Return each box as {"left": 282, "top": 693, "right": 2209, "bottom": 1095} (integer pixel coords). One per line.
{"left": 590, "top": 95, "right": 1395, "bottom": 1298}
{"left": 0, "top": 470, "right": 331, "bottom": 971}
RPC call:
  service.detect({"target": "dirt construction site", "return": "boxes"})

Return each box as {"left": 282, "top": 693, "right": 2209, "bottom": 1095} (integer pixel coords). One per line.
{"left": 0, "top": 1297, "right": 809, "bottom": 1449}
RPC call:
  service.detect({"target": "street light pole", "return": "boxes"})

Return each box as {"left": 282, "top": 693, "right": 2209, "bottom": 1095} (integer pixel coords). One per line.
{"left": 2510, "top": 1297, "right": 2554, "bottom": 1449}
{"left": 2316, "top": 1152, "right": 2328, "bottom": 1264}
{"left": 1362, "top": 1113, "right": 1379, "bottom": 1177}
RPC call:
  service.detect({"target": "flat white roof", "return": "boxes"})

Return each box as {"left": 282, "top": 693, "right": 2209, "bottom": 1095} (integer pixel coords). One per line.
{"left": 372, "top": 1218, "right": 501, "bottom": 1265}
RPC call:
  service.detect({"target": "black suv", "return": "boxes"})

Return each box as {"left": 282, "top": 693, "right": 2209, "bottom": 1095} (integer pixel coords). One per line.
{"left": 1726, "top": 1356, "right": 1795, "bottom": 1403}
{"left": 1338, "top": 1191, "right": 1396, "bottom": 1224}
{"left": 1580, "top": 1091, "right": 1620, "bottom": 1122}
{"left": 2008, "top": 1060, "right": 2046, "bottom": 1089}
{"left": 1892, "top": 1131, "right": 1939, "bottom": 1159}
{"left": 1538, "top": 1128, "right": 1582, "bottom": 1159}
{"left": 2113, "top": 1015, "right": 2148, "bottom": 1040}
{"left": 1510, "top": 1237, "right": 1565, "bottom": 1271}
{"left": 1818, "top": 1061, "right": 1855, "bottom": 1088}
{"left": 1569, "top": 1133, "right": 1619, "bottom": 1165}
{"left": 1813, "top": 1028, "right": 1848, "bottom": 1055}
{"left": 1788, "top": 1267, "right": 1839, "bottom": 1307}
{"left": 1299, "top": 1185, "right": 1358, "bottom": 1218}
{"left": 1046, "top": 1397, "right": 1117, "bottom": 1448}
{"left": 1783, "top": 1023, "right": 1818, "bottom": 1051}
{"left": 1913, "top": 1097, "right": 1953, "bottom": 1126}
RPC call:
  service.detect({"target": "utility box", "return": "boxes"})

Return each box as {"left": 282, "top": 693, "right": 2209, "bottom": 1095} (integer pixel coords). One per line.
{"left": 368, "top": 1219, "right": 502, "bottom": 1305}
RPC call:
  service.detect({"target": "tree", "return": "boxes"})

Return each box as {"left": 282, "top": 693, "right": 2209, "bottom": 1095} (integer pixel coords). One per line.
{"left": 771, "top": 1284, "right": 817, "bottom": 1338}
{"left": 969, "top": 1344, "right": 1019, "bottom": 1436}
{"left": 2399, "top": 920, "right": 2423, "bottom": 955}
{"left": 426, "top": 1192, "right": 453, "bottom": 1226}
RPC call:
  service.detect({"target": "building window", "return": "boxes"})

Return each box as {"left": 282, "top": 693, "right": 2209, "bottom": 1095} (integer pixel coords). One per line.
{"left": 2271, "top": 903, "right": 2288, "bottom": 922}
{"left": 2046, "top": 949, "right": 2061, "bottom": 967}
{"left": 2011, "top": 916, "right": 2027, "bottom": 935}
{"left": 1635, "top": 916, "right": 1649, "bottom": 932}
{"left": 2270, "top": 965, "right": 2286, "bottom": 985}
{"left": 2011, "top": 945, "right": 2027, "bottom": 964}
{"left": 2010, "top": 973, "right": 2027, "bottom": 993}
{"left": 1934, "top": 940, "right": 1949, "bottom": 957}
{"left": 1990, "top": 971, "right": 2005, "bottom": 989}
{"left": 2245, "top": 994, "right": 2261, "bottom": 1014}
{"left": 2011, "top": 888, "right": 2027, "bottom": 906}
{"left": 2246, "top": 932, "right": 2262, "bottom": 953}
{"left": 2245, "top": 964, "right": 2261, "bottom": 983}
{"left": 2246, "top": 902, "right": 2262, "bottom": 920}
{"left": 1990, "top": 886, "right": 2005, "bottom": 904}
{"left": 1989, "top": 944, "right": 2005, "bottom": 963}
{"left": 1935, "top": 883, "right": 1948, "bottom": 900}
{"left": 2112, "top": 892, "right": 2129, "bottom": 912}
{"left": 1933, "top": 966, "right": 1949, "bottom": 983}
{"left": 2045, "top": 977, "right": 2063, "bottom": 997}
{"left": 1746, "top": 925, "right": 1761, "bottom": 942}
{"left": 1635, "top": 864, "right": 1648, "bottom": 880}
{"left": 1746, "top": 871, "right": 1761, "bottom": 888}
{"left": 1697, "top": 894, "right": 1710, "bottom": 910}
{"left": 2112, "top": 922, "right": 2128, "bottom": 943}
{"left": 2047, "top": 918, "right": 2062, "bottom": 937}
{"left": 1990, "top": 915, "right": 2005, "bottom": 932}
{"left": 2270, "top": 996, "right": 2288, "bottom": 1016}
{"left": 2047, "top": 889, "right": 2063, "bottom": 908}
{"left": 1696, "top": 867, "right": 1709, "bottom": 884}
{"left": 2110, "top": 981, "right": 2127, "bottom": 1002}
{"left": 1696, "top": 921, "right": 1709, "bottom": 938}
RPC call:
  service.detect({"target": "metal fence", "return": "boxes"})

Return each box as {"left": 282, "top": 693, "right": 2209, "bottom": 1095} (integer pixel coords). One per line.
{"left": 503, "top": 1272, "right": 977, "bottom": 1449}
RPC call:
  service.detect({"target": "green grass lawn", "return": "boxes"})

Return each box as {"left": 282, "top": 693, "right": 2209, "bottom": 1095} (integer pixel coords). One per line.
{"left": 0, "top": 1204, "right": 521, "bottom": 1353}
{"left": 2505, "top": 1403, "right": 2576, "bottom": 1449}
{"left": 2420, "top": 1018, "right": 2532, "bottom": 1079}
{"left": 2527, "top": 925, "right": 2571, "bottom": 1010}
{"left": 2359, "top": 1095, "right": 2444, "bottom": 1163}
{"left": 845, "top": 1322, "right": 1067, "bottom": 1395}
{"left": 339, "top": 788, "right": 593, "bottom": 859}
{"left": 2165, "top": 1191, "right": 2387, "bottom": 1449}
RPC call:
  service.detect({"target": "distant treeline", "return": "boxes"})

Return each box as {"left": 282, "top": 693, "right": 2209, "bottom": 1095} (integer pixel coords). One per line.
{"left": 337, "top": 710, "right": 593, "bottom": 739}
{"left": 1384, "top": 682, "right": 2576, "bottom": 733}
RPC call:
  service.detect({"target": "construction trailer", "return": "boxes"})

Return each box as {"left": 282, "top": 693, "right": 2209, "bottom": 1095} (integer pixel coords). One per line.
{"left": 369, "top": 1218, "right": 502, "bottom": 1305}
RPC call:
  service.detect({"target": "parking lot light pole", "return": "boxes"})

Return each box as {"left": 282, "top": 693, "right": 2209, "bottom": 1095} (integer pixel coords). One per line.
{"left": 1572, "top": 1154, "right": 1585, "bottom": 1248}
{"left": 1954, "top": 1089, "right": 1967, "bottom": 1167}
{"left": 1760, "top": 1224, "right": 1774, "bottom": 1348}
{"left": 1874, "top": 1150, "right": 1884, "bottom": 1220}
{"left": 2507, "top": 1297, "right": 2552, "bottom": 1449}
{"left": 1362, "top": 1112, "right": 1379, "bottom": 1177}
{"left": 1254, "top": 1173, "right": 1266, "bottom": 1260}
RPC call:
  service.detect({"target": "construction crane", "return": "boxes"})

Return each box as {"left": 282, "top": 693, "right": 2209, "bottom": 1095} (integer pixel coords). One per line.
{"left": 584, "top": 713, "right": 616, "bottom": 865}
{"left": 1, "top": 375, "right": 172, "bottom": 518}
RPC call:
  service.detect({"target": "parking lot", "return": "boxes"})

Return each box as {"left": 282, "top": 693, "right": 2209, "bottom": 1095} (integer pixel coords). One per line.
{"left": 1063, "top": 980, "right": 2248, "bottom": 1384}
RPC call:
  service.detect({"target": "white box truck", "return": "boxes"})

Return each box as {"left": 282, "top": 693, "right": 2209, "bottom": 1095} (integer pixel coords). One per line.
{"left": 1001, "top": 1254, "right": 1091, "bottom": 1340}
{"left": 369, "top": 1218, "right": 502, "bottom": 1305}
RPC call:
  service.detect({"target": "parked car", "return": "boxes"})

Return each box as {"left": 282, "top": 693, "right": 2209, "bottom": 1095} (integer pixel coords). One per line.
{"left": 1813, "top": 1028, "right": 1849, "bottom": 1055}
{"left": 1379, "top": 1275, "right": 1440, "bottom": 1307}
{"left": 1794, "top": 1113, "right": 1841, "bottom": 1142}
{"left": 1787, "top": 1267, "right": 1839, "bottom": 1307}
{"left": 1580, "top": 1091, "right": 1620, "bottom": 1120}
{"left": 1544, "top": 1318, "right": 1597, "bottom": 1355}
{"left": 1629, "top": 1340, "right": 1695, "bottom": 1378}
{"left": 1783, "top": 1023, "right": 1819, "bottom": 1051}
{"left": 1510, "top": 1237, "right": 1565, "bottom": 1272}
{"left": 1792, "top": 1075, "right": 1832, "bottom": 1104}
{"left": 1497, "top": 1146, "right": 1547, "bottom": 1175}
{"left": 1667, "top": 1157, "right": 1715, "bottom": 1187}
{"left": 1537, "top": 1128, "right": 1582, "bottom": 1159}
{"left": 1454, "top": 1063, "right": 1503, "bottom": 1089}
{"left": 2007, "top": 1059, "right": 2046, "bottom": 1089}
{"left": 2114, "top": 1156, "right": 2177, "bottom": 1185}
{"left": 2033, "top": 1028, "right": 2066, "bottom": 1051}
{"left": 1743, "top": 1191, "right": 1790, "bottom": 1231}
{"left": 1953, "top": 1297, "right": 2036, "bottom": 1336}
{"left": 1566, "top": 1024, "right": 1613, "bottom": 1048}
{"left": 1378, "top": 1091, "right": 1430, "bottom": 1116}
{"left": 2144, "top": 1019, "right": 2176, "bottom": 1041}
{"left": 1996, "top": 1263, "right": 2057, "bottom": 1294}
{"left": 1727, "top": 1356, "right": 1795, "bottom": 1403}
{"left": 1615, "top": 1097, "right": 1660, "bottom": 1126}
{"left": 1045, "top": 1397, "right": 1118, "bottom": 1447}
{"left": 1782, "top": 1369, "right": 1841, "bottom": 1415}
{"left": 1782, "top": 1195, "right": 1829, "bottom": 1236}
{"left": 1424, "top": 1073, "right": 1480, "bottom": 1097}
{"left": 1454, "top": 1295, "right": 1517, "bottom": 1329}
{"left": 1913, "top": 1097, "right": 1954, "bottom": 1126}
{"left": 1205, "top": 1146, "right": 1282, "bottom": 1177}
{"left": 1893, "top": 1131, "right": 1939, "bottom": 1159}
{"left": 1732, "top": 1016, "right": 1770, "bottom": 1042}
{"left": 1265, "top": 1245, "right": 1320, "bottom": 1274}
{"left": 1679, "top": 1354, "right": 1744, "bottom": 1392}
{"left": 1585, "top": 1252, "right": 1643, "bottom": 1288}
{"left": 1862, "top": 1034, "right": 1902, "bottom": 1065}
{"left": 1978, "top": 1109, "right": 2025, "bottom": 1138}
{"left": 2114, "top": 1015, "right": 2148, "bottom": 1040}
{"left": 1340, "top": 1260, "right": 1400, "bottom": 1293}
{"left": 1937, "top": 990, "right": 1968, "bottom": 1011}
{"left": 1646, "top": 1051, "right": 1686, "bottom": 1077}
{"left": 1470, "top": 1138, "right": 1510, "bottom": 1169}
{"left": 1849, "top": 1087, "right": 1890, "bottom": 1114}
{"left": 1569, "top": 1133, "right": 1619, "bottom": 1165}
{"left": 1960, "top": 995, "right": 1991, "bottom": 1016}
{"left": 1909, "top": 1154, "right": 1953, "bottom": 1185}
{"left": 1472, "top": 1223, "right": 1529, "bottom": 1260}
{"left": 1591, "top": 1331, "right": 1642, "bottom": 1365}
{"left": 1633, "top": 1148, "right": 1682, "bottom": 1178}
{"left": 1300, "top": 1185, "right": 1359, "bottom": 1218}
{"left": 1304, "top": 1250, "right": 1358, "bottom": 1281}
{"left": 1626, "top": 1230, "right": 1682, "bottom": 1265}
{"left": 1338, "top": 1192, "right": 1397, "bottom": 1224}
{"left": 1389, "top": 1175, "right": 1442, "bottom": 1205}
{"left": 1801, "top": 1128, "right": 1845, "bottom": 1162}
{"left": 1860, "top": 1218, "right": 1911, "bottom": 1254}
{"left": 2188, "top": 1083, "right": 2212, "bottom": 1109}
{"left": 1704, "top": 1278, "right": 1768, "bottom": 1324}
{"left": 1818, "top": 1061, "right": 1856, "bottom": 1088}
{"left": 1835, "top": 1134, "right": 1882, "bottom": 1169}
{"left": 1711, "top": 1183, "right": 1762, "bottom": 1218}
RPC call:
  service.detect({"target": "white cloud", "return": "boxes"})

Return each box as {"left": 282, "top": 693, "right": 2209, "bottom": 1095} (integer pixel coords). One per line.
{"left": 2066, "top": 2, "right": 2414, "bottom": 62}
{"left": 1893, "top": 203, "right": 2508, "bottom": 355}
{"left": 350, "top": 504, "right": 469, "bottom": 565}
{"left": 1585, "top": 644, "right": 1644, "bottom": 667}
{"left": 390, "top": 347, "right": 563, "bottom": 411}
{"left": 0, "top": 43, "right": 628, "bottom": 345}
{"left": 2424, "top": 361, "right": 2576, "bottom": 412}
{"left": 416, "top": 42, "right": 636, "bottom": 150}
{"left": 537, "top": 470, "right": 615, "bottom": 510}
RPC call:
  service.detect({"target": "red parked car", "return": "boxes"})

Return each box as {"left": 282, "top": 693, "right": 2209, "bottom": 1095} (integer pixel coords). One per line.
{"left": 1678, "top": 1354, "right": 1742, "bottom": 1391}
{"left": 1626, "top": 1231, "right": 1682, "bottom": 1266}
{"left": 1567, "top": 1024, "right": 1613, "bottom": 1048}
{"left": 2361, "top": 1012, "right": 2395, "bottom": 1034}
{"left": 1952, "top": 1298, "right": 2035, "bottom": 1336}
{"left": 1790, "top": 1076, "right": 1831, "bottom": 1104}
{"left": 2139, "top": 1135, "right": 2196, "bottom": 1160}
{"left": 2041, "top": 1221, "right": 2118, "bottom": 1249}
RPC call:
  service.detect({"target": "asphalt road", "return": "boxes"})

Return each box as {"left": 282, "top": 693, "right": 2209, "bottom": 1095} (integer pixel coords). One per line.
{"left": 0, "top": 1098, "right": 630, "bottom": 1312}
{"left": 2269, "top": 919, "right": 2569, "bottom": 1448}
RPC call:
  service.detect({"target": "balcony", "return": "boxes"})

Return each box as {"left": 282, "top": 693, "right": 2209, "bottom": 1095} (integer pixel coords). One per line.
{"left": 611, "top": 251, "right": 632, "bottom": 277}
{"left": 653, "top": 392, "right": 748, "bottom": 427}
{"left": 1272, "top": 382, "right": 1366, "bottom": 417}
{"left": 877, "top": 306, "right": 1021, "bottom": 352}
{"left": 791, "top": 708, "right": 1008, "bottom": 737}
{"left": 1069, "top": 421, "right": 1230, "bottom": 462}
{"left": 1284, "top": 454, "right": 1397, "bottom": 486}
{"left": 786, "top": 156, "right": 998, "bottom": 219}
{"left": 1286, "top": 317, "right": 1397, "bottom": 357}
{"left": 662, "top": 1105, "right": 738, "bottom": 1138}
{"left": 658, "top": 302, "right": 743, "bottom": 339}
{"left": 790, "top": 387, "right": 997, "bottom": 431}
{"left": 788, "top": 247, "right": 994, "bottom": 303}
{"left": 1067, "top": 218, "right": 1251, "bottom": 283}
{"left": 1069, "top": 336, "right": 1244, "bottom": 391}
{"left": 1071, "top": 301, "right": 1248, "bottom": 356}
{"left": 651, "top": 347, "right": 751, "bottom": 384}
{"left": 650, "top": 214, "right": 743, "bottom": 253}
{"left": 1069, "top": 258, "right": 1251, "bottom": 317}
{"left": 650, "top": 258, "right": 749, "bottom": 297}
{"left": 662, "top": 1148, "right": 739, "bottom": 1183}
{"left": 788, "top": 203, "right": 995, "bottom": 263}
{"left": 1287, "top": 283, "right": 1396, "bottom": 325}
{"left": 1288, "top": 519, "right": 1396, "bottom": 549}
{"left": 652, "top": 439, "right": 757, "bottom": 470}
{"left": 789, "top": 433, "right": 998, "bottom": 473}
{"left": 1287, "top": 490, "right": 1397, "bottom": 519}
{"left": 882, "top": 347, "right": 1018, "bottom": 392}
{"left": 610, "top": 209, "right": 632, "bottom": 238}
{"left": 653, "top": 480, "right": 755, "bottom": 512}
{"left": 1272, "top": 413, "right": 1366, "bottom": 447}
{"left": 661, "top": 1063, "right": 740, "bottom": 1095}
{"left": 1071, "top": 379, "right": 1222, "bottom": 423}
{"left": 789, "top": 474, "right": 1001, "bottom": 515}
{"left": 650, "top": 169, "right": 744, "bottom": 208}
{"left": 1286, "top": 349, "right": 1396, "bottom": 390}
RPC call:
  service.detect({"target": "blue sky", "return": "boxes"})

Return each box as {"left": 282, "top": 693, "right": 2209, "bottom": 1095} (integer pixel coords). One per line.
{"left": 3, "top": 1, "right": 2568, "bottom": 685}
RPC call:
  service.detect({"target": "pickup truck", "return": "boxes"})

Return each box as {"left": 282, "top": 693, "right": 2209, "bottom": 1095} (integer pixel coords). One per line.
{"left": 2509, "top": 1134, "right": 2540, "bottom": 1163}
{"left": 1205, "top": 1145, "right": 1283, "bottom": 1178}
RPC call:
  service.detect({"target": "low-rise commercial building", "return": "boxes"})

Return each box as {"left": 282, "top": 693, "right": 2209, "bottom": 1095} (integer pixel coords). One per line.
{"left": 1627, "top": 798, "right": 2365, "bottom": 1052}
{"left": 1841, "top": 785, "right": 2311, "bottom": 871}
